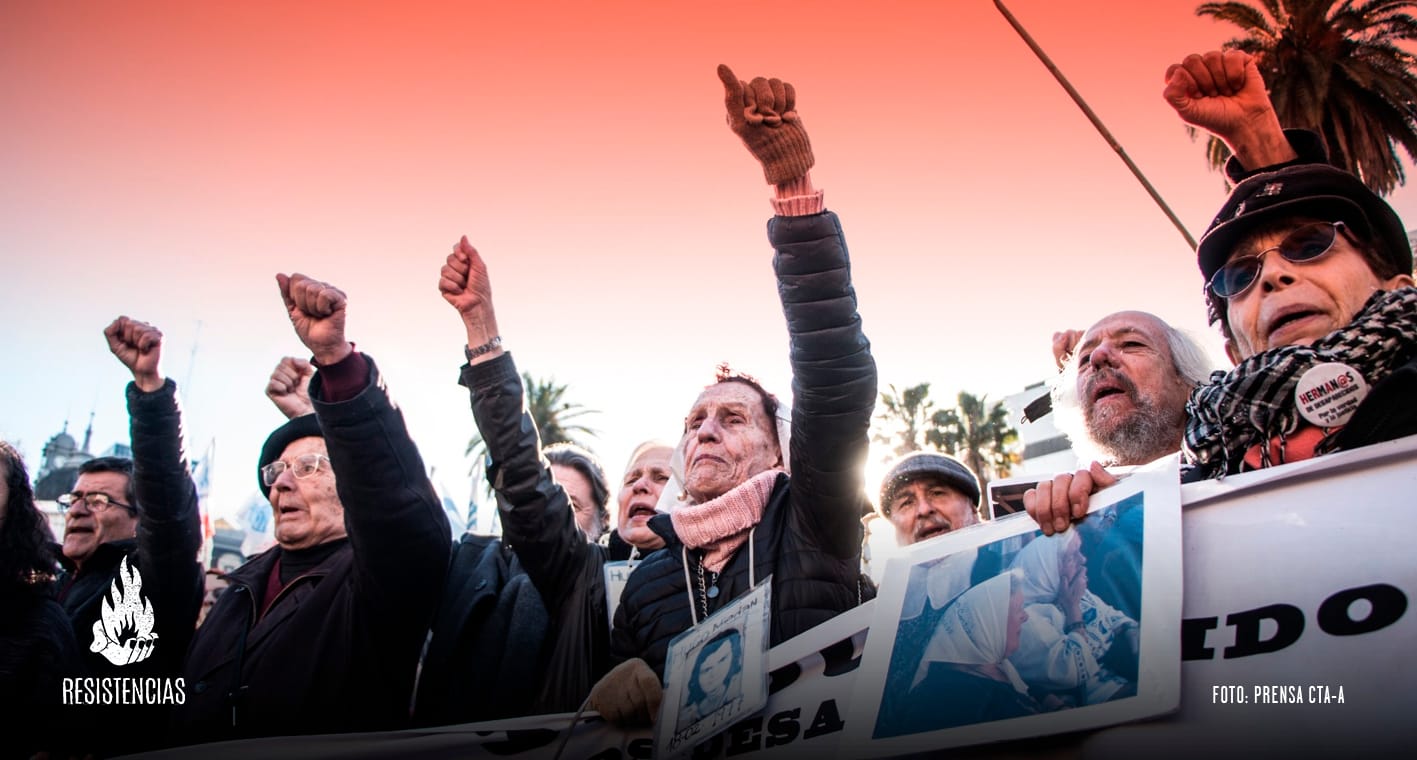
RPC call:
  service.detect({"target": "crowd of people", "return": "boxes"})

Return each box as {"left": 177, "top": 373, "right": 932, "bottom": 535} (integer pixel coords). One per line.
{"left": 2, "top": 48, "right": 1415, "bottom": 757}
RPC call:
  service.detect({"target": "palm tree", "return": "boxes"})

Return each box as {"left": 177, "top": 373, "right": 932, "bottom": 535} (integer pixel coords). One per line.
{"left": 872, "top": 383, "right": 940, "bottom": 460}
{"left": 466, "top": 371, "right": 598, "bottom": 490}
{"left": 929, "top": 391, "right": 1020, "bottom": 490}
{"left": 1196, "top": 0, "right": 1417, "bottom": 194}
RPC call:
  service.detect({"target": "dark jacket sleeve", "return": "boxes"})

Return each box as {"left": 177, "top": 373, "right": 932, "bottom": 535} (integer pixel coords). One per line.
{"left": 770, "top": 211, "right": 877, "bottom": 560}
{"left": 461, "top": 352, "right": 589, "bottom": 608}
{"left": 309, "top": 355, "right": 451, "bottom": 627}
{"left": 126, "top": 378, "right": 204, "bottom": 664}
{"left": 1224, "top": 128, "right": 1329, "bottom": 183}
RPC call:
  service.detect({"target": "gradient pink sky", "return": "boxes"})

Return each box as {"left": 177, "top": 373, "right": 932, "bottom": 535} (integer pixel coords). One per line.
{"left": 5, "top": 0, "right": 1416, "bottom": 524}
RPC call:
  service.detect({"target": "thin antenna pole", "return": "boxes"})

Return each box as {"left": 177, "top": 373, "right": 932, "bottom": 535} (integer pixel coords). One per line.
{"left": 993, "top": 0, "right": 1198, "bottom": 251}
{"left": 181, "top": 319, "right": 203, "bottom": 411}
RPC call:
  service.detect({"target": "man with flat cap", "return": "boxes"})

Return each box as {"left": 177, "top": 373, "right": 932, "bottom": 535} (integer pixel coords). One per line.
{"left": 174, "top": 273, "right": 450, "bottom": 744}
{"left": 877, "top": 451, "right": 983, "bottom": 547}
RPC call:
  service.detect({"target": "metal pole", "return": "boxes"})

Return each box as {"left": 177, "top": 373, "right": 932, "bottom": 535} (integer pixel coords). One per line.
{"left": 993, "top": 0, "right": 1198, "bottom": 251}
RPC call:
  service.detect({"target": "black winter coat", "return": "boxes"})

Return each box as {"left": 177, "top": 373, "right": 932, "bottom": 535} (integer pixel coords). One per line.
{"left": 611, "top": 210, "right": 876, "bottom": 677}
{"left": 55, "top": 379, "right": 204, "bottom": 678}
{"left": 462, "top": 353, "right": 618, "bottom": 713}
{"left": 174, "top": 356, "right": 450, "bottom": 744}
{"left": 412, "top": 532, "right": 549, "bottom": 724}
{"left": 52, "top": 378, "right": 203, "bottom": 756}
{"left": 1333, "top": 356, "right": 1417, "bottom": 452}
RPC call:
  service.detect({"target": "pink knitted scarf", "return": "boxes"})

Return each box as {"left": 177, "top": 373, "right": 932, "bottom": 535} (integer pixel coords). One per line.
{"left": 671, "top": 469, "right": 783, "bottom": 572}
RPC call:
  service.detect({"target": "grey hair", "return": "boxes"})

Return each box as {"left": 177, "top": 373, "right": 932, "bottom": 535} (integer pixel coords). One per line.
{"left": 543, "top": 442, "right": 610, "bottom": 542}
{"left": 1051, "top": 317, "right": 1219, "bottom": 463}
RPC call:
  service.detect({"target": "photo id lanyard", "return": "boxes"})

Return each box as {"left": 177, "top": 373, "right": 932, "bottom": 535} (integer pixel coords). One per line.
{"left": 682, "top": 526, "right": 756, "bottom": 627}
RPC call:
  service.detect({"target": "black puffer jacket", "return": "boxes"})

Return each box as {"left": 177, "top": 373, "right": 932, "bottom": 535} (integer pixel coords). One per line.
{"left": 53, "top": 378, "right": 203, "bottom": 757}
{"left": 175, "top": 356, "right": 450, "bottom": 743}
{"left": 55, "top": 379, "right": 204, "bottom": 679}
{"left": 459, "top": 353, "right": 618, "bottom": 713}
{"left": 413, "top": 532, "right": 549, "bottom": 724}
{"left": 610, "top": 210, "right": 876, "bottom": 677}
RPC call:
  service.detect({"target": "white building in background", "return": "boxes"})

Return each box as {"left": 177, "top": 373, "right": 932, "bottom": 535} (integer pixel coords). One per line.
{"left": 1000, "top": 380, "right": 1076, "bottom": 476}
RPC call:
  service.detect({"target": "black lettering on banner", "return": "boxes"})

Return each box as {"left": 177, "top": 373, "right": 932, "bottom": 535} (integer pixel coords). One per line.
{"left": 803, "top": 699, "right": 845, "bottom": 740}
{"left": 1223, "top": 604, "right": 1304, "bottom": 658}
{"left": 765, "top": 708, "right": 801, "bottom": 747}
{"left": 1317, "top": 583, "right": 1407, "bottom": 636}
{"left": 1181, "top": 616, "right": 1219, "bottom": 661}
{"left": 726, "top": 715, "right": 764, "bottom": 755}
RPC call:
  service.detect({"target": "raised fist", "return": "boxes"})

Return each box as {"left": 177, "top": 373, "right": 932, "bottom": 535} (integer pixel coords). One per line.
{"left": 718, "top": 64, "right": 815, "bottom": 185}
{"left": 439, "top": 235, "right": 502, "bottom": 361}
{"left": 439, "top": 236, "right": 493, "bottom": 318}
{"left": 104, "top": 316, "right": 164, "bottom": 393}
{"left": 266, "top": 356, "right": 315, "bottom": 419}
{"left": 276, "top": 273, "right": 352, "bottom": 366}
{"left": 1163, "top": 50, "right": 1278, "bottom": 143}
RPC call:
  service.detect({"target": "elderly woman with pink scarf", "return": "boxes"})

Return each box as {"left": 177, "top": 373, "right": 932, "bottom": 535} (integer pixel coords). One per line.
{"left": 588, "top": 65, "right": 876, "bottom": 725}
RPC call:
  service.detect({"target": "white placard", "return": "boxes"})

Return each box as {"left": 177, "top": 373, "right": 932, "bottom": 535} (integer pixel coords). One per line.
{"left": 656, "top": 579, "right": 772, "bottom": 757}
{"left": 843, "top": 461, "right": 1183, "bottom": 757}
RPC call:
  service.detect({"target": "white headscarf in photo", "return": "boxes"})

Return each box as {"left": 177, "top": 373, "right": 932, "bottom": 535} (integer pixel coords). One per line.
{"left": 910, "top": 572, "right": 1029, "bottom": 695}
{"left": 1010, "top": 531, "right": 1083, "bottom": 605}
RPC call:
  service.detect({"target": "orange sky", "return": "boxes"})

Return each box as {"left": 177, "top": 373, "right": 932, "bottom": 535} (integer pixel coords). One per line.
{"left": 5, "top": 0, "right": 1416, "bottom": 523}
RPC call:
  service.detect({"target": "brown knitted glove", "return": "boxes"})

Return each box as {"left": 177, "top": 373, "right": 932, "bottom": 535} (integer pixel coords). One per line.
{"left": 588, "top": 658, "right": 663, "bottom": 727}
{"left": 718, "top": 64, "right": 815, "bottom": 185}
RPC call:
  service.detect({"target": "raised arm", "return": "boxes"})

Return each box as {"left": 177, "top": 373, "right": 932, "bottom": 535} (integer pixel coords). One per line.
{"left": 719, "top": 64, "right": 876, "bottom": 559}
{"left": 439, "top": 237, "right": 590, "bottom": 605}
{"left": 1163, "top": 50, "right": 1322, "bottom": 179}
{"left": 103, "top": 316, "right": 203, "bottom": 665}
{"left": 275, "top": 273, "right": 450, "bottom": 620}
{"left": 265, "top": 356, "right": 315, "bottom": 419}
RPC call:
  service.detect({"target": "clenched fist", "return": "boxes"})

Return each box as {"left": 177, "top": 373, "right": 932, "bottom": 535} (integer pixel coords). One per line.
{"left": 1163, "top": 49, "right": 1293, "bottom": 170}
{"left": 266, "top": 356, "right": 315, "bottom": 419}
{"left": 104, "top": 316, "right": 165, "bottom": 393}
{"left": 439, "top": 235, "right": 501, "bottom": 362}
{"left": 276, "top": 273, "right": 352, "bottom": 366}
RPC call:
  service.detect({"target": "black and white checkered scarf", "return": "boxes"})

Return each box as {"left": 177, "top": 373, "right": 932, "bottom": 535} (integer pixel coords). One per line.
{"left": 1184, "top": 287, "right": 1417, "bottom": 477}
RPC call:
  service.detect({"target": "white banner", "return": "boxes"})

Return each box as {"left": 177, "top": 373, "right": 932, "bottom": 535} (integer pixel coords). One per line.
{"left": 134, "top": 437, "right": 1417, "bottom": 759}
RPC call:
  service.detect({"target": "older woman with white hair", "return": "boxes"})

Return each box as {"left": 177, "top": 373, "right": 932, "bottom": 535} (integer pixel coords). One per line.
{"left": 589, "top": 64, "right": 877, "bottom": 725}
{"left": 1006, "top": 532, "right": 1139, "bottom": 706}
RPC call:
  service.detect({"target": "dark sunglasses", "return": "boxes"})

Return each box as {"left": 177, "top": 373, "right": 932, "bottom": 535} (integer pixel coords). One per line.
{"left": 1209, "top": 221, "right": 1348, "bottom": 299}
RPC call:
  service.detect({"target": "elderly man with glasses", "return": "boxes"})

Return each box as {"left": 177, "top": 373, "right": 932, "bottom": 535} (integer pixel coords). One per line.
{"left": 1166, "top": 50, "right": 1417, "bottom": 478}
{"left": 174, "top": 273, "right": 450, "bottom": 745}
{"left": 50, "top": 317, "right": 204, "bottom": 755}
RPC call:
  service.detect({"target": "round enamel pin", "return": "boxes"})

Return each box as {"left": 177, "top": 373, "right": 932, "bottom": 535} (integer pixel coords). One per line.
{"left": 1294, "top": 362, "right": 1369, "bottom": 428}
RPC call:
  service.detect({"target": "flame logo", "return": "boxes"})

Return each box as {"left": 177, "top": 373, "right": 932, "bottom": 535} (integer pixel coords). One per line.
{"left": 90, "top": 557, "right": 159, "bottom": 666}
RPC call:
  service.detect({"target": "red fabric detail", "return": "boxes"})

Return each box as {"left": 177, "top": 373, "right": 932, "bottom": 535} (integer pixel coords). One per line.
{"left": 259, "top": 556, "right": 285, "bottom": 622}
{"left": 315, "top": 348, "right": 368, "bottom": 403}
{"left": 1243, "top": 423, "right": 1328, "bottom": 469}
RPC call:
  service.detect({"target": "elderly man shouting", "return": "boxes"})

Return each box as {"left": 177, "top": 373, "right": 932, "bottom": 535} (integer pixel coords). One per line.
{"left": 174, "top": 274, "right": 449, "bottom": 743}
